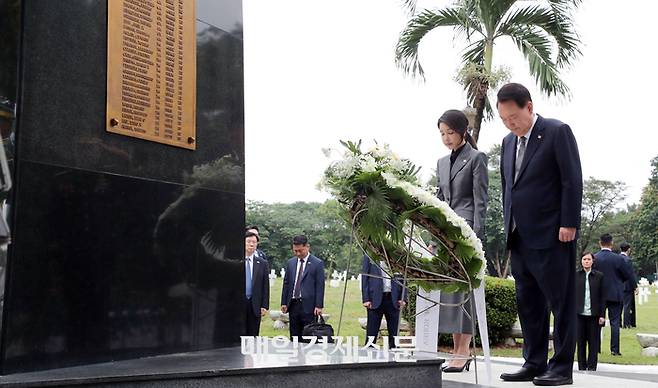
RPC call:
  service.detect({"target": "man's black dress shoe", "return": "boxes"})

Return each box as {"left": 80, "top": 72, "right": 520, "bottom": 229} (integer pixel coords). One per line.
{"left": 611, "top": 352, "right": 622, "bottom": 356}
{"left": 500, "top": 367, "right": 542, "bottom": 382}
{"left": 533, "top": 371, "right": 573, "bottom": 386}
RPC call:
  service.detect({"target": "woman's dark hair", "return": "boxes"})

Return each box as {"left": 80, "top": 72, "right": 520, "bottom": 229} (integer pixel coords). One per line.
{"left": 581, "top": 252, "right": 595, "bottom": 271}
{"left": 437, "top": 109, "right": 478, "bottom": 150}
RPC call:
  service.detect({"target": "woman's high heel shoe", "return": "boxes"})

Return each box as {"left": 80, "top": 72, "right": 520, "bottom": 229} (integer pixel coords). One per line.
{"left": 442, "top": 359, "right": 472, "bottom": 373}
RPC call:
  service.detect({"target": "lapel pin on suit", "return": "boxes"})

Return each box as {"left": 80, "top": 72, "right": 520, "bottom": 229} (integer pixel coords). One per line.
{"left": 538, "top": 135, "right": 542, "bottom": 139}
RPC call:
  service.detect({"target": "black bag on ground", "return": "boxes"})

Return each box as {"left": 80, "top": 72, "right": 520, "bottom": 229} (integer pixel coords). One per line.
{"left": 301, "top": 315, "right": 335, "bottom": 343}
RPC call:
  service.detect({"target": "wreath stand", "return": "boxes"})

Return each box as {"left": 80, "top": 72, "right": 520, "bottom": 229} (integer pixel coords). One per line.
{"left": 334, "top": 213, "right": 492, "bottom": 386}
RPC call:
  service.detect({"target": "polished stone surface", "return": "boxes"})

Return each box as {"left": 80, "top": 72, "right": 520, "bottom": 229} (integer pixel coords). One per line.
{"left": 0, "top": 0, "right": 21, "bottom": 342}
{"left": 17, "top": 0, "right": 244, "bottom": 194}
{"left": 2, "top": 161, "right": 244, "bottom": 374}
{"left": 0, "top": 0, "right": 20, "bottom": 99}
{"left": 0, "top": 344, "right": 446, "bottom": 387}
{"left": 1, "top": 0, "right": 245, "bottom": 375}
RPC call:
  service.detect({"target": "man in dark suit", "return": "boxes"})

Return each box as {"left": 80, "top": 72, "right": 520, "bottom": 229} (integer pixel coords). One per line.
{"left": 497, "top": 83, "right": 583, "bottom": 386}
{"left": 281, "top": 235, "right": 325, "bottom": 341}
{"left": 361, "top": 255, "right": 407, "bottom": 348}
{"left": 593, "top": 234, "right": 634, "bottom": 355}
{"left": 619, "top": 242, "right": 637, "bottom": 328}
{"left": 244, "top": 231, "right": 270, "bottom": 336}
{"left": 576, "top": 252, "right": 605, "bottom": 371}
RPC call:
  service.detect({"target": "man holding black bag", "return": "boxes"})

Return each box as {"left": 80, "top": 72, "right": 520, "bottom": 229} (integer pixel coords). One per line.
{"left": 281, "top": 235, "right": 326, "bottom": 342}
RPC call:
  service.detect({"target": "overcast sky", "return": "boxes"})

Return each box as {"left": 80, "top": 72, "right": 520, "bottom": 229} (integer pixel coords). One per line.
{"left": 242, "top": 0, "right": 658, "bottom": 207}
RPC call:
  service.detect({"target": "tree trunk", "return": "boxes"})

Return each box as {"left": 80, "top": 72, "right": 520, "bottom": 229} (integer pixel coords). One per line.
{"left": 493, "top": 252, "right": 501, "bottom": 277}
{"left": 493, "top": 251, "right": 512, "bottom": 279}
{"left": 502, "top": 251, "right": 511, "bottom": 278}
{"left": 472, "top": 39, "right": 494, "bottom": 145}
{"left": 472, "top": 80, "right": 488, "bottom": 144}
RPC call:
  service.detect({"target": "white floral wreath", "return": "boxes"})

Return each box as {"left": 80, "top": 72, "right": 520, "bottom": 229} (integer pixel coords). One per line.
{"left": 320, "top": 141, "right": 485, "bottom": 292}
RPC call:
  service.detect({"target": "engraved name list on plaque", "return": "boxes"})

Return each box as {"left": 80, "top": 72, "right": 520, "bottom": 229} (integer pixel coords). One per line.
{"left": 107, "top": 0, "right": 196, "bottom": 149}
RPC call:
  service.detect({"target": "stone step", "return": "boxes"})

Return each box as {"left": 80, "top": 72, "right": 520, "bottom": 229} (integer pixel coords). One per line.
{"left": 637, "top": 333, "right": 658, "bottom": 348}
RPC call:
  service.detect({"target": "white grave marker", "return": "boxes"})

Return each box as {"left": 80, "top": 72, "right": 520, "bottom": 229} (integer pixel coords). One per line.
{"left": 268, "top": 269, "right": 277, "bottom": 287}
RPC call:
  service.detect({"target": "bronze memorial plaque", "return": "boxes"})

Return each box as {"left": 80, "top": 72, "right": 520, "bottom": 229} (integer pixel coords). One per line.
{"left": 107, "top": 0, "right": 196, "bottom": 149}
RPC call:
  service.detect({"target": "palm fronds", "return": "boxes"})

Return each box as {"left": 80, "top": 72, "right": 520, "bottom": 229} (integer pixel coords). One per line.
{"left": 396, "top": 6, "right": 483, "bottom": 79}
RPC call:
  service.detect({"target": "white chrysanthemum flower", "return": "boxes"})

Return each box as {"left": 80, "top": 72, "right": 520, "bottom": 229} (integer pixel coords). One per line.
{"left": 361, "top": 155, "right": 377, "bottom": 172}
{"left": 416, "top": 191, "right": 436, "bottom": 206}
{"left": 376, "top": 144, "right": 395, "bottom": 159}
{"left": 389, "top": 158, "right": 409, "bottom": 173}
{"left": 332, "top": 157, "right": 359, "bottom": 179}
{"left": 369, "top": 146, "right": 384, "bottom": 159}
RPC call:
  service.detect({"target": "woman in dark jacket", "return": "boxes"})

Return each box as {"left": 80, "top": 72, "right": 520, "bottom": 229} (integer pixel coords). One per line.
{"left": 576, "top": 252, "right": 606, "bottom": 371}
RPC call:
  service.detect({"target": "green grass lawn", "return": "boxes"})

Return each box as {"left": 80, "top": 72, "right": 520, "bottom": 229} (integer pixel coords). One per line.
{"left": 259, "top": 278, "right": 658, "bottom": 365}
{"left": 259, "top": 278, "right": 369, "bottom": 343}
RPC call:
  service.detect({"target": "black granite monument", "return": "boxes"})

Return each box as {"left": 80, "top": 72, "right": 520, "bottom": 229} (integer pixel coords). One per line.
{"left": 0, "top": 0, "right": 246, "bottom": 374}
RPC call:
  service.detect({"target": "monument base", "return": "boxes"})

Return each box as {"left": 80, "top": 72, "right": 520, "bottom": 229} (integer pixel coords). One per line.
{"left": 0, "top": 342, "right": 446, "bottom": 387}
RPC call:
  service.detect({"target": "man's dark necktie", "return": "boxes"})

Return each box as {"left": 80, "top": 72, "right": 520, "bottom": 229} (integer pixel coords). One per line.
{"left": 515, "top": 136, "right": 527, "bottom": 183}
{"left": 512, "top": 136, "right": 527, "bottom": 232}
{"left": 292, "top": 259, "right": 305, "bottom": 299}
{"left": 245, "top": 258, "right": 252, "bottom": 298}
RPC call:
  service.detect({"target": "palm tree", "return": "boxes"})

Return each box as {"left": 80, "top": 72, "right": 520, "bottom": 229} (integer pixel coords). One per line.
{"left": 396, "top": 0, "right": 582, "bottom": 143}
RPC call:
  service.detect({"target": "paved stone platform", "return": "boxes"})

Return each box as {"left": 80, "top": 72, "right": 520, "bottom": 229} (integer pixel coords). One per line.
{"left": 443, "top": 356, "right": 658, "bottom": 388}
{"left": 0, "top": 343, "right": 445, "bottom": 388}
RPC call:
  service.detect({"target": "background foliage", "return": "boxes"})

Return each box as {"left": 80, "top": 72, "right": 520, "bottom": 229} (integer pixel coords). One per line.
{"left": 246, "top": 200, "right": 353, "bottom": 274}
{"left": 401, "top": 276, "right": 517, "bottom": 346}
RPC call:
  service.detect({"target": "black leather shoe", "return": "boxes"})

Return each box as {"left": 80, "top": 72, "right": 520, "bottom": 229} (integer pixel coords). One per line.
{"left": 500, "top": 367, "right": 543, "bottom": 382}
{"left": 611, "top": 352, "right": 622, "bottom": 356}
{"left": 533, "top": 372, "right": 573, "bottom": 386}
